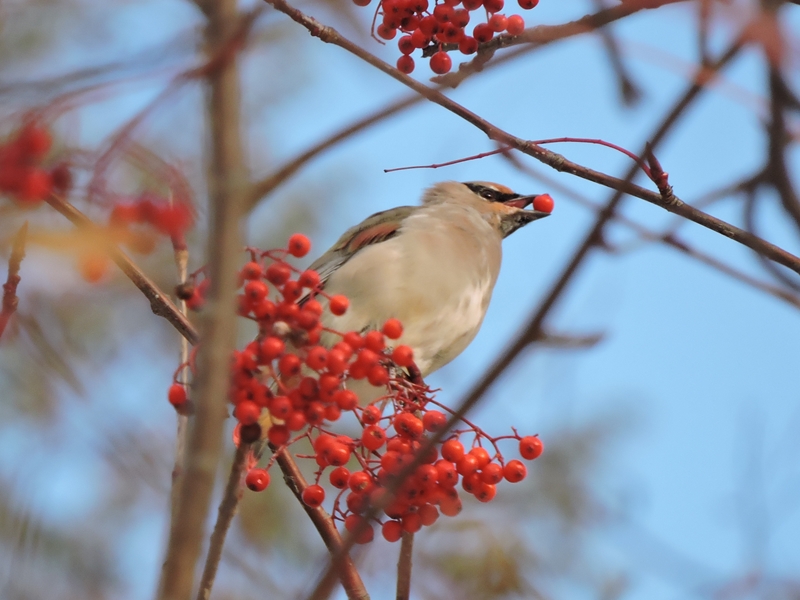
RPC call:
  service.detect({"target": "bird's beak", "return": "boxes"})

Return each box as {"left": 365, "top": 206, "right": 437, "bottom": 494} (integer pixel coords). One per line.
{"left": 498, "top": 194, "right": 551, "bottom": 238}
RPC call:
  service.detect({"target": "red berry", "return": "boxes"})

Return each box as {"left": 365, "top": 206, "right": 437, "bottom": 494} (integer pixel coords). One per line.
{"left": 410, "top": 28, "right": 430, "bottom": 48}
{"left": 267, "top": 424, "right": 290, "bottom": 446}
{"left": 519, "top": 435, "right": 544, "bottom": 460}
{"left": 364, "top": 330, "right": 385, "bottom": 352}
{"left": 17, "top": 168, "right": 52, "bottom": 203}
{"left": 475, "top": 482, "right": 496, "bottom": 502}
{"left": 329, "top": 295, "right": 349, "bottom": 315}
{"left": 302, "top": 484, "right": 325, "bottom": 508}
{"left": 439, "top": 494, "right": 462, "bottom": 516}
{"left": 503, "top": 459, "right": 527, "bottom": 482}
{"left": 479, "top": 462, "right": 504, "bottom": 484}
{"left": 296, "top": 270, "right": 319, "bottom": 290}
{"left": 419, "top": 15, "right": 438, "bottom": 35}
{"left": 382, "top": 318, "right": 403, "bottom": 339}
{"left": 458, "top": 36, "right": 478, "bottom": 54}
{"left": 402, "top": 512, "right": 422, "bottom": 533}
{"left": 345, "top": 515, "right": 374, "bottom": 543}
{"left": 418, "top": 503, "right": 439, "bottom": 526}
{"left": 394, "top": 413, "right": 424, "bottom": 439}
{"left": 168, "top": 383, "right": 187, "bottom": 407}
{"left": 362, "top": 425, "right": 387, "bottom": 450}
{"left": 436, "top": 22, "right": 464, "bottom": 44}
{"left": 334, "top": 389, "right": 359, "bottom": 411}
{"left": 469, "top": 446, "right": 491, "bottom": 468}
{"left": 506, "top": 13, "right": 525, "bottom": 35}
{"left": 244, "top": 280, "right": 269, "bottom": 303}
{"left": 259, "top": 336, "right": 284, "bottom": 362}
{"left": 361, "top": 405, "right": 382, "bottom": 425}
{"left": 353, "top": 0, "right": 370, "bottom": 5}
{"left": 19, "top": 124, "right": 52, "bottom": 159}
{"left": 462, "top": 0, "right": 481, "bottom": 8}
{"left": 234, "top": 400, "right": 261, "bottom": 425}
{"left": 287, "top": 233, "right": 311, "bottom": 257}
{"left": 429, "top": 51, "right": 452, "bottom": 75}
{"left": 441, "top": 439, "right": 465, "bottom": 462}
{"left": 533, "top": 193, "right": 554, "bottom": 214}
{"left": 306, "top": 346, "right": 328, "bottom": 371}
{"left": 367, "top": 365, "right": 390, "bottom": 386}
{"left": 382, "top": 520, "right": 403, "bottom": 542}
{"left": 377, "top": 24, "right": 397, "bottom": 40}
{"left": 50, "top": 162, "right": 72, "bottom": 193}
{"left": 330, "top": 466, "right": 351, "bottom": 489}
{"left": 452, "top": 8, "right": 470, "bottom": 27}
{"left": 518, "top": 0, "right": 538, "bottom": 8}
{"left": 348, "top": 470, "right": 372, "bottom": 493}
{"left": 398, "top": 35, "right": 415, "bottom": 54}
{"left": 241, "top": 261, "right": 262, "bottom": 280}
{"left": 265, "top": 262, "right": 291, "bottom": 285}
{"left": 484, "top": 0, "right": 504, "bottom": 11}
{"left": 245, "top": 468, "right": 270, "bottom": 491}
{"left": 391, "top": 345, "right": 414, "bottom": 367}
{"left": 488, "top": 13, "right": 507, "bottom": 32}
{"left": 435, "top": 459, "right": 458, "bottom": 486}
{"left": 422, "top": 410, "right": 447, "bottom": 432}
{"left": 456, "top": 454, "right": 479, "bottom": 476}
{"left": 473, "top": 23, "right": 494, "bottom": 43}
{"left": 324, "top": 442, "right": 351, "bottom": 466}
{"left": 433, "top": 4, "right": 454, "bottom": 22}
{"left": 278, "top": 353, "right": 301, "bottom": 377}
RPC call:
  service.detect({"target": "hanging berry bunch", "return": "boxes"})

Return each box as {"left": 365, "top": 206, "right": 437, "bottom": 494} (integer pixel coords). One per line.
{"left": 169, "top": 233, "right": 545, "bottom": 544}
{"left": 358, "top": 0, "right": 539, "bottom": 75}
{"left": 0, "top": 121, "right": 71, "bottom": 206}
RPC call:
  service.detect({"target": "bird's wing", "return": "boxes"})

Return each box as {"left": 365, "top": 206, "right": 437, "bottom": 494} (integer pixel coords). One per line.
{"left": 307, "top": 206, "right": 416, "bottom": 288}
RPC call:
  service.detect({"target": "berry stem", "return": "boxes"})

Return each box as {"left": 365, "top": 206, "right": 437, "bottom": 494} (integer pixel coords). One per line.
{"left": 396, "top": 532, "right": 414, "bottom": 600}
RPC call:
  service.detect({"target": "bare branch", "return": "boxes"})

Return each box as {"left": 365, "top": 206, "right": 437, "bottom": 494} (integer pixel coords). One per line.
{"left": 157, "top": 1, "right": 251, "bottom": 598}
{"left": 196, "top": 442, "right": 251, "bottom": 600}
{"left": 262, "top": 1, "right": 800, "bottom": 276}
{"left": 0, "top": 222, "right": 28, "bottom": 340}
{"left": 396, "top": 533, "right": 414, "bottom": 600}
{"left": 45, "top": 194, "right": 198, "bottom": 344}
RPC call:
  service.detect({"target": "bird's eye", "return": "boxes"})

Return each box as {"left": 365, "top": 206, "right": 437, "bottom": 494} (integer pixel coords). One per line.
{"left": 480, "top": 188, "right": 498, "bottom": 201}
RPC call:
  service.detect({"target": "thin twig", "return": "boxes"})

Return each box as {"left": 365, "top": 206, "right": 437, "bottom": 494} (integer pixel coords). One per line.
{"left": 395, "top": 533, "right": 413, "bottom": 600}
{"left": 263, "top": 0, "right": 800, "bottom": 277}
{"left": 503, "top": 156, "right": 800, "bottom": 310}
{"left": 0, "top": 222, "right": 28, "bottom": 340}
{"left": 302, "top": 34, "right": 745, "bottom": 600}
{"left": 156, "top": 1, "right": 251, "bottom": 598}
{"left": 196, "top": 442, "right": 251, "bottom": 600}
{"left": 272, "top": 446, "right": 370, "bottom": 600}
{"left": 45, "top": 194, "right": 198, "bottom": 344}
{"left": 246, "top": 0, "right": 664, "bottom": 209}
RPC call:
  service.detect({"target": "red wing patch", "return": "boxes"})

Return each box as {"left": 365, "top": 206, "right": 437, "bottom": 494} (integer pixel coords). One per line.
{"left": 345, "top": 222, "right": 401, "bottom": 253}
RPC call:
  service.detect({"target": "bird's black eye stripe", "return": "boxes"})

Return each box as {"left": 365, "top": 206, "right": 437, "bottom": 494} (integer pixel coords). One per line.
{"left": 464, "top": 183, "right": 520, "bottom": 203}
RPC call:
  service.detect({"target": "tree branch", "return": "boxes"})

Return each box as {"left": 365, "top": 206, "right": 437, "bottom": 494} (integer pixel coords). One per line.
{"left": 45, "top": 194, "right": 198, "bottom": 344}
{"left": 0, "top": 222, "right": 28, "bottom": 340}
{"left": 395, "top": 533, "right": 413, "bottom": 600}
{"left": 196, "top": 442, "right": 251, "bottom": 600}
{"left": 263, "top": 1, "right": 800, "bottom": 276}
{"left": 156, "top": 0, "right": 250, "bottom": 598}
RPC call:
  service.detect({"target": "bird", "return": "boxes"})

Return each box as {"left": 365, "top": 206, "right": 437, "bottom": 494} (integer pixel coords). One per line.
{"left": 307, "top": 180, "right": 552, "bottom": 389}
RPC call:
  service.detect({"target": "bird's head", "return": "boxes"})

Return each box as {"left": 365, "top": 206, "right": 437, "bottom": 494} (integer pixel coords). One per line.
{"left": 422, "top": 180, "right": 553, "bottom": 238}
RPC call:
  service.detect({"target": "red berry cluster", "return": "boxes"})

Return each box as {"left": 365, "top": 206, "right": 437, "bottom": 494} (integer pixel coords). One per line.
{"left": 0, "top": 122, "right": 70, "bottom": 206}
{"left": 109, "top": 194, "right": 194, "bottom": 248}
{"left": 168, "top": 233, "right": 544, "bottom": 544}
{"left": 361, "top": 0, "right": 539, "bottom": 75}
